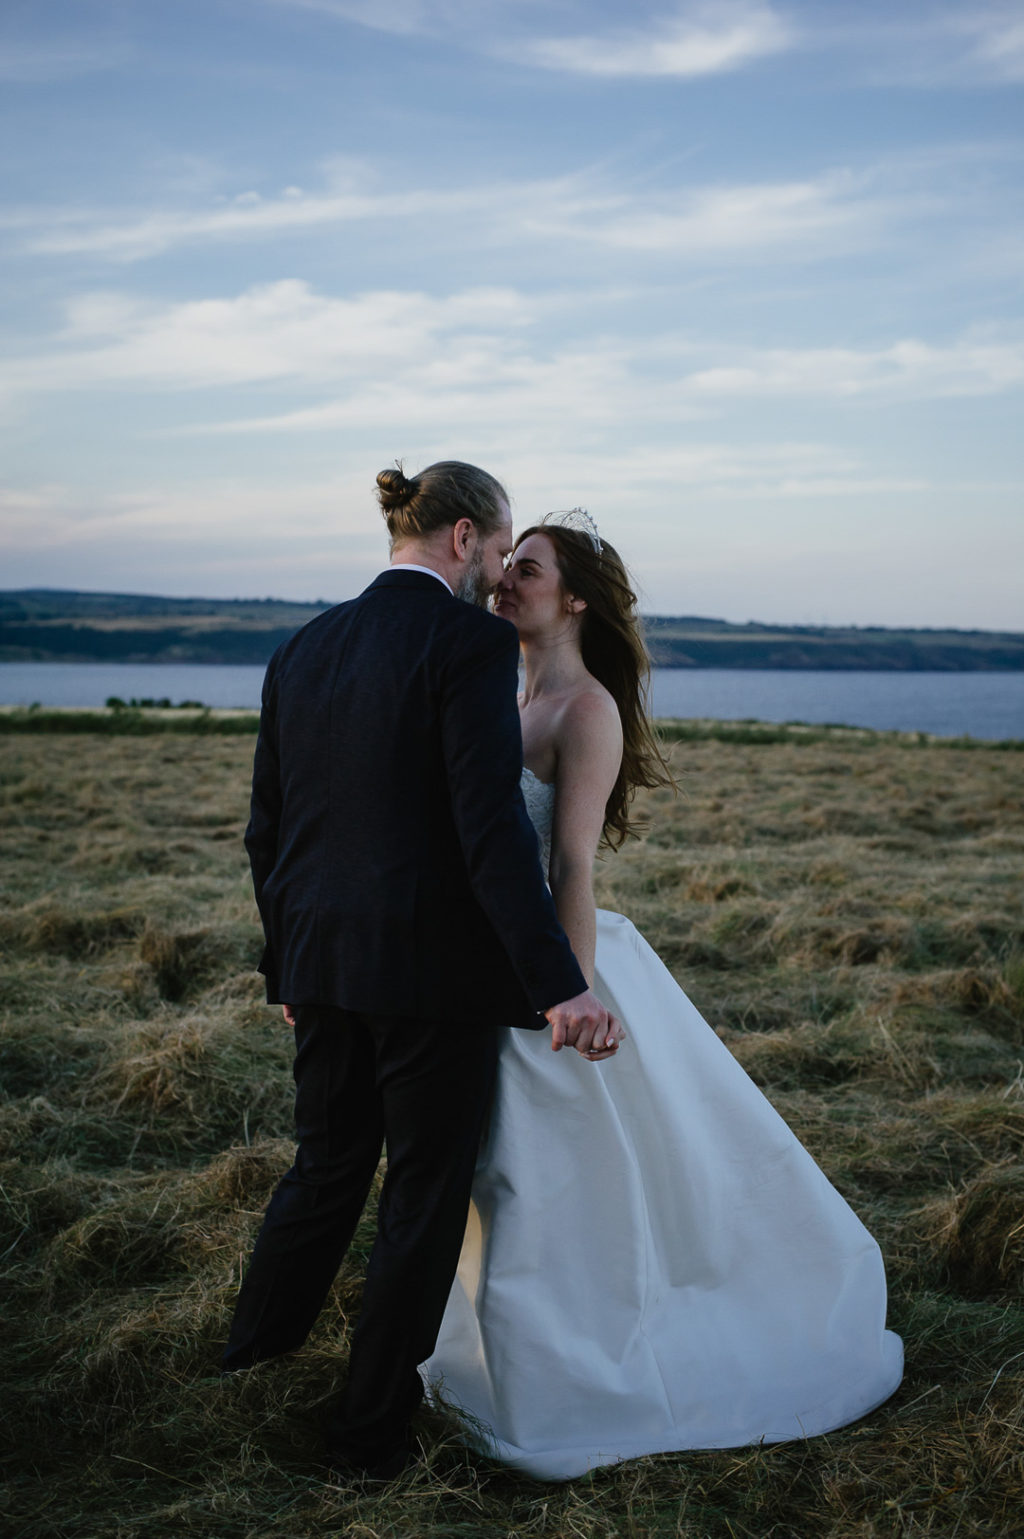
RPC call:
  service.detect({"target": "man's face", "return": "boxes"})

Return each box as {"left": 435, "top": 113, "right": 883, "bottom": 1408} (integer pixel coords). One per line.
{"left": 457, "top": 501, "right": 514, "bottom": 608}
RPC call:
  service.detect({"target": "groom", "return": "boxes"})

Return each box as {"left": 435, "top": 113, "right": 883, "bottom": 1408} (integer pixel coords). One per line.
{"left": 223, "top": 460, "right": 618, "bottom": 1479}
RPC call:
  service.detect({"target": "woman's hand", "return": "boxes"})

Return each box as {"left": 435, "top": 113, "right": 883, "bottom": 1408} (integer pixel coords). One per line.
{"left": 545, "top": 987, "right": 624, "bottom": 1061}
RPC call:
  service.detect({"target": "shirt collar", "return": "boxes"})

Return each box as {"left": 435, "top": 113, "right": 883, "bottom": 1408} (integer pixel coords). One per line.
{"left": 385, "top": 561, "right": 454, "bottom": 596}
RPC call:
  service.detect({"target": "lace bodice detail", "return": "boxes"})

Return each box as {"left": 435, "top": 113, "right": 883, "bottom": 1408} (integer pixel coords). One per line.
{"left": 521, "top": 767, "right": 556, "bottom": 878}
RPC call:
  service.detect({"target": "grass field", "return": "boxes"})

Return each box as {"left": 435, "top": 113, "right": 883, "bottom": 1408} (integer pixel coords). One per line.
{"left": 2, "top": 727, "right": 1023, "bottom": 1538}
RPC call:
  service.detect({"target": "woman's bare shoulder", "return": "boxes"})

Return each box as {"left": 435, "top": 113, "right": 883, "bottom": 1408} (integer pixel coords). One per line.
{"left": 557, "top": 677, "right": 622, "bottom": 761}
{"left": 562, "top": 676, "right": 620, "bottom": 726}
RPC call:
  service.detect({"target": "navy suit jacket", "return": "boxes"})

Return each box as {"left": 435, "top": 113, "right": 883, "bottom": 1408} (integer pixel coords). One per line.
{"left": 245, "top": 569, "right": 586, "bottom": 1029}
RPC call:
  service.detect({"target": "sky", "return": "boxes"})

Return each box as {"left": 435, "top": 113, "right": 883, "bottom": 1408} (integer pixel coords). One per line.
{"left": 1, "top": 0, "right": 1022, "bottom": 627}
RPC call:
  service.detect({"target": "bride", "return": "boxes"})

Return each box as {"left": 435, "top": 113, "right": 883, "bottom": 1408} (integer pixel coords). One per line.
{"left": 422, "top": 511, "right": 904, "bottom": 1480}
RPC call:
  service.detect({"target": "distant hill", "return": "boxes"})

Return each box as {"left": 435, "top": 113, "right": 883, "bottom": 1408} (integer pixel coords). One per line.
{"left": 643, "top": 616, "right": 1024, "bottom": 671}
{"left": 1, "top": 589, "right": 1022, "bottom": 670}
{"left": 0, "top": 590, "right": 328, "bottom": 667}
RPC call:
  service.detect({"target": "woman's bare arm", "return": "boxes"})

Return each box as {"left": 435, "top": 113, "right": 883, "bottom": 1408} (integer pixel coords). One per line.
{"left": 548, "top": 688, "right": 623, "bottom": 985}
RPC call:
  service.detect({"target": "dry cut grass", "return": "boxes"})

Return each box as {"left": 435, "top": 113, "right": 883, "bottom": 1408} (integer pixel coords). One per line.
{"left": 1, "top": 729, "right": 1023, "bottom": 1538}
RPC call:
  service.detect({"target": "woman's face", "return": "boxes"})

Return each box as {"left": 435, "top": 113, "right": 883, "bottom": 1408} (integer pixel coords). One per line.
{"left": 494, "top": 532, "right": 574, "bottom": 638}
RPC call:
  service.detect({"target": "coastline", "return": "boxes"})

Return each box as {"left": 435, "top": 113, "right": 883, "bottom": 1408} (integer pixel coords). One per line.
{"left": 1, "top": 703, "right": 1021, "bottom": 750}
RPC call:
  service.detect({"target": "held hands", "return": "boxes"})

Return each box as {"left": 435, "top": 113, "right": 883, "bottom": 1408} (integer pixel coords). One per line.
{"left": 282, "top": 997, "right": 625, "bottom": 1059}
{"left": 545, "top": 988, "right": 624, "bottom": 1062}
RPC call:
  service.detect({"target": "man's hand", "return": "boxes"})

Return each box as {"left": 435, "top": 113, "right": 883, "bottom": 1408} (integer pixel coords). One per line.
{"left": 544, "top": 988, "right": 624, "bottom": 1062}
{"left": 282, "top": 1004, "right": 297, "bottom": 1027}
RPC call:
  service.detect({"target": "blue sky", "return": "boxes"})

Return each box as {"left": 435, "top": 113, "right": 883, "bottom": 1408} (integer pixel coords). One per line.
{"left": 1, "top": 0, "right": 1022, "bottom": 626}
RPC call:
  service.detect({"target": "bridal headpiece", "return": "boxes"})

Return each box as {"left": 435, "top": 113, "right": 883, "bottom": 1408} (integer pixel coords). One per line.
{"left": 542, "top": 507, "right": 603, "bottom": 556}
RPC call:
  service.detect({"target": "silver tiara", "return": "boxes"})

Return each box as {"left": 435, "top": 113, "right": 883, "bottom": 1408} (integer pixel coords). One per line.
{"left": 542, "top": 507, "right": 603, "bottom": 555}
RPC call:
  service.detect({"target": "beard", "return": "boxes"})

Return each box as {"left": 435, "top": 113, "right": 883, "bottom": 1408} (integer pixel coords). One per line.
{"left": 455, "top": 548, "right": 491, "bottom": 609}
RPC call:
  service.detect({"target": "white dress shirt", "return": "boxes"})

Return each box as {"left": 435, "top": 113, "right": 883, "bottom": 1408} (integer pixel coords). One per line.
{"left": 386, "top": 562, "right": 454, "bottom": 596}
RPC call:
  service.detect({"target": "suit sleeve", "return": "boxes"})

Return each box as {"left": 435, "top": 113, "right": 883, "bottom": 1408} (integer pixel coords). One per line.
{"left": 244, "top": 656, "right": 283, "bottom": 960}
{"left": 439, "top": 618, "right": 586, "bottom": 1012}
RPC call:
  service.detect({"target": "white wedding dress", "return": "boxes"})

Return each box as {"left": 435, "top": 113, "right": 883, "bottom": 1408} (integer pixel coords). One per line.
{"left": 422, "top": 770, "right": 903, "bottom": 1480}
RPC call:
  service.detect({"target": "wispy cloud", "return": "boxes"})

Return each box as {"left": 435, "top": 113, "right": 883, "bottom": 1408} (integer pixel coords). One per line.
{"left": 0, "top": 475, "right": 374, "bottom": 548}
{"left": 505, "top": 440, "right": 928, "bottom": 509}
{"left": 195, "top": 326, "right": 1023, "bottom": 441}
{"left": 559, "top": 172, "right": 882, "bottom": 254}
{"left": 0, "top": 443, "right": 926, "bottom": 570}
{"left": 8, "top": 281, "right": 1021, "bottom": 420}
{"left": 685, "top": 334, "right": 1024, "bottom": 401}
{"left": 19, "top": 156, "right": 911, "bottom": 266}
{"left": 3, "top": 281, "right": 707, "bottom": 467}
{"left": 844, "top": 4, "right": 1024, "bottom": 88}
{"left": 268, "top": 0, "right": 794, "bottom": 77}
{"left": 4, "top": 281, "right": 542, "bottom": 395}
{"left": 25, "top": 178, "right": 390, "bottom": 262}
{"left": 514, "top": 1, "right": 792, "bottom": 78}
{"left": 952, "top": 6, "right": 1024, "bottom": 83}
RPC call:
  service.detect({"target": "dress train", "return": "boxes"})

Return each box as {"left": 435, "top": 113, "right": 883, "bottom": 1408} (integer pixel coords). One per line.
{"left": 423, "top": 777, "right": 902, "bottom": 1479}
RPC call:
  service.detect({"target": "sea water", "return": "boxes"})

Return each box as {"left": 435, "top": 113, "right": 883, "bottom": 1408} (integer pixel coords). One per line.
{"left": 2, "top": 662, "right": 1022, "bottom": 740}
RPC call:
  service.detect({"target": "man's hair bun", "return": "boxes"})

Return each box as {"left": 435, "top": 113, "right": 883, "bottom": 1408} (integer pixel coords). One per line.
{"left": 374, "top": 459, "right": 509, "bottom": 549}
{"left": 376, "top": 465, "right": 414, "bottom": 511}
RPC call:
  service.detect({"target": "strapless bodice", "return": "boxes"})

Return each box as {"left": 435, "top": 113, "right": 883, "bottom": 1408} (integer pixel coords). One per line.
{"left": 521, "top": 766, "right": 555, "bottom": 877}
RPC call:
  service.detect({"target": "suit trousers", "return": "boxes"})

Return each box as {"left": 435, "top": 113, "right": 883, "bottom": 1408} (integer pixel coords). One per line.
{"left": 222, "top": 1003, "right": 501, "bottom": 1463}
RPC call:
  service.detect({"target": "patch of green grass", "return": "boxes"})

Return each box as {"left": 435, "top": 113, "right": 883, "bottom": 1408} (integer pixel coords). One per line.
{"left": 0, "top": 706, "right": 260, "bottom": 735}
{"left": 655, "top": 717, "right": 1024, "bottom": 750}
